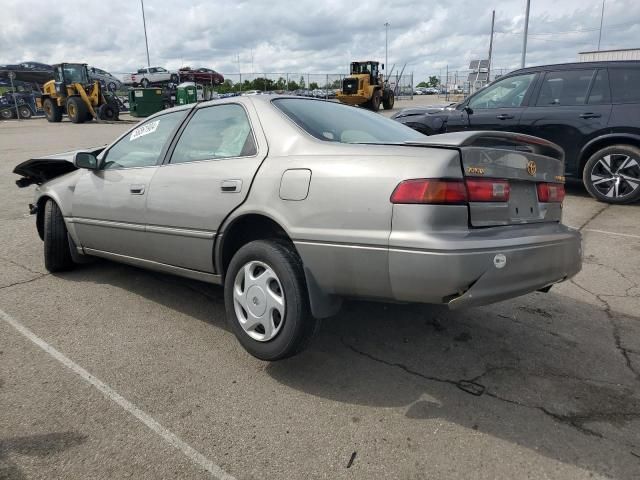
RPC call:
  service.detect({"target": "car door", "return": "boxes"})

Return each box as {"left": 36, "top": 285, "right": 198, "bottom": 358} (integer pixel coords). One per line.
{"left": 143, "top": 101, "right": 267, "bottom": 272}
{"left": 518, "top": 68, "right": 612, "bottom": 176}
{"left": 71, "top": 110, "right": 188, "bottom": 259}
{"left": 447, "top": 73, "right": 538, "bottom": 133}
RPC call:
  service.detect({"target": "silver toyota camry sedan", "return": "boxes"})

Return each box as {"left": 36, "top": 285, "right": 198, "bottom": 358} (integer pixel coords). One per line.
{"left": 14, "top": 96, "right": 582, "bottom": 360}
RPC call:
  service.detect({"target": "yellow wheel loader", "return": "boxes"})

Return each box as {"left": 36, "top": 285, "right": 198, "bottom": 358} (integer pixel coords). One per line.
{"left": 336, "top": 61, "right": 395, "bottom": 111}
{"left": 39, "top": 63, "right": 119, "bottom": 123}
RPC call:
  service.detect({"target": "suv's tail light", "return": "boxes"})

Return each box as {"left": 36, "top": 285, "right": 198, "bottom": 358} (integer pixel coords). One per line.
{"left": 390, "top": 178, "right": 511, "bottom": 204}
{"left": 537, "top": 183, "right": 565, "bottom": 203}
{"left": 466, "top": 179, "right": 510, "bottom": 202}
{"left": 390, "top": 179, "right": 467, "bottom": 204}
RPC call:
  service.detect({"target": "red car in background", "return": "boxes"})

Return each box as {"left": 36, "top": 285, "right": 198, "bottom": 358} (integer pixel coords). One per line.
{"left": 179, "top": 67, "right": 224, "bottom": 85}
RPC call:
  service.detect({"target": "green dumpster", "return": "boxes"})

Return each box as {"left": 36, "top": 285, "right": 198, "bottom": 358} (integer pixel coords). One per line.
{"left": 128, "top": 88, "right": 164, "bottom": 117}
{"left": 176, "top": 83, "right": 198, "bottom": 105}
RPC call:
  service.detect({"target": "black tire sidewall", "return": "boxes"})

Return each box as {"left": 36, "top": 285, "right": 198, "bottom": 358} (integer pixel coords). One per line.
{"left": 43, "top": 199, "right": 74, "bottom": 272}
{"left": 583, "top": 145, "right": 640, "bottom": 204}
{"left": 224, "top": 240, "right": 312, "bottom": 361}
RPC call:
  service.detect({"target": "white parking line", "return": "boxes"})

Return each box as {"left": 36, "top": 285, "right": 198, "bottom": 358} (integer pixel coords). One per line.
{"left": 0, "top": 308, "right": 235, "bottom": 480}
{"left": 583, "top": 229, "right": 640, "bottom": 240}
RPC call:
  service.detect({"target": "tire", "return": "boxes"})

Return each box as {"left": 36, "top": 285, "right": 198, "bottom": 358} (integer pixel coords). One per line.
{"left": 66, "top": 96, "right": 87, "bottom": 124}
{"left": 106, "top": 96, "right": 120, "bottom": 120}
{"left": 43, "top": 98, "right": 62, "bottom": 122}
{"left": 170, "top": 74, "right": 179, "bottom": 84}
{"left": 224, "top": 240, "right": 319, "bottom": 361}
{"left": 18, "top": 105, "right": 32, "bottom": 119}
{"left": 382, "top": 90, "right": 395, "bottom": 110}
{"left": 0, "top": 108, "right": 14, "bottom": 119}
{"left": 107, "top": 81, "right": 117, "bottom": 92}
{"left": 97, "top": 103, "right": 116, "bottom": 121}
{"left": 43, "top": 200, "right": 75, "bottom": 272}
{"left": 367, "top": 92, "right": 381, "bottom": 111}
{"left": 583, "top": 145, "right": 640, "bottom": 204}
{"left": 141, "top": 78, "right": 150, "bottom": 88}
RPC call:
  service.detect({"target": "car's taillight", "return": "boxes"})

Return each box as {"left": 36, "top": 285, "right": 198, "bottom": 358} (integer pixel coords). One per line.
{"left": 537, "top": 182, "right": 565, "bottom": 203}
{"left": 465, "top": 179, "right": 510, "bottom": 202}
{"left": 390, "top": 179, "right": 467, "bottom": 204}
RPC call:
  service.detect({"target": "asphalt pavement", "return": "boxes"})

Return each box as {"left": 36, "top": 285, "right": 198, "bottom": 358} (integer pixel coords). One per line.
{"left": 1, "top": 114, "right": 639, "bottom": 480}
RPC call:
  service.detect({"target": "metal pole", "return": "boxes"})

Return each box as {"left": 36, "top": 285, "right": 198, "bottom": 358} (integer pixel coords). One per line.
{"left": 488, "top": 10, "right": 495, "bottom": 82}
{"left": 384, "top": 22, "right": 390, "bottom": 73}
{"left": 521, "top": 0, "right": 531, "bottom": 68}
{"left": 9, "top": 73, "right": 20, "bottom": 121}
{"left": 597, "top": 0, "right": 605, "bottom": 50}
{"left": 140, "top": 0, "right": 151, "bottom": 67}
{"left": 445, "top": 65, "right": 449, "bottom": 101}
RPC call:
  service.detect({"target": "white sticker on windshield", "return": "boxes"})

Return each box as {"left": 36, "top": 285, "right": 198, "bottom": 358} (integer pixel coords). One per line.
{"left": 130, "top": 120, "right": 160, "bottom": 141}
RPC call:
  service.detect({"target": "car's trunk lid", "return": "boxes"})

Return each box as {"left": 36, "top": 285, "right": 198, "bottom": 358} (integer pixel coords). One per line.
{"left": 13, "top": 147, "right": 105, "bottom": 187}
{"left": 404, "top": 131, "right": 565, "bottom": 227}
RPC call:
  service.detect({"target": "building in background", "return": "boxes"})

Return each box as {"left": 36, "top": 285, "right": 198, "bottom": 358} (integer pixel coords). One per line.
{"left": 578, "top": 48, "right": 640, "bottom": 62}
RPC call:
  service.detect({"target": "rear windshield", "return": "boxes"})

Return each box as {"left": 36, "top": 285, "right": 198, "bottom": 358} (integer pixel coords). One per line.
{"left": 272, "top": 98, "right": 425, "bottom": 144}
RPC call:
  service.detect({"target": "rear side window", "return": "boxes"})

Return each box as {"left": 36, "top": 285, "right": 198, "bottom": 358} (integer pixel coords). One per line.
{"left": 170, "top": 104, "right": 257, "bottom": 164}
{"left": 536, "top": 70, "right": 595, "bottom": 106}
{"left": 609, "top": 68, "right": 640, "bottom": 104}
{"left": 587, "top": 70, "right": 610, "bottom": 104}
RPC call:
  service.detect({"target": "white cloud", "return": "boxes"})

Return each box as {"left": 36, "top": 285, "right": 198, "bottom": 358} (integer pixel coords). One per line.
{"left": 0, "top": 0, "right": 638, "bottom": 82}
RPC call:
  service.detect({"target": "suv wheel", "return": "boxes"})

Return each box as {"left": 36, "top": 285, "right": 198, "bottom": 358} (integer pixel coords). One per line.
{"left": 583, "top": 145, "right": 640, "bottom": 204}
{"left": 224, "top": 240, "right": 319, "bottom": 361}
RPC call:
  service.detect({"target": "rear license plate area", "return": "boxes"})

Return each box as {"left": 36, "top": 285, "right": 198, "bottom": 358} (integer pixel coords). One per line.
{"left": 508, "top": 181, "right": 540, "bottom": 222}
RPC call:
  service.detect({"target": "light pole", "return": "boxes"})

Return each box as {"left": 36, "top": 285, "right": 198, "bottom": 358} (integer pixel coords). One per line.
{"left": 140, "top": 0, "right": 151, "bottom": 67}
{"left": 384, "top": 22, "right": 390, "bottom": 72}
{"left": 521, "top": 0, "right": 531, "bottom": 68}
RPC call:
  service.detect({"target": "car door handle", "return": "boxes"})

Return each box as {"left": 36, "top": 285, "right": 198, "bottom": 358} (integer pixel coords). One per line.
{"left": 221, "top": 179, "right": 242, "bottom": 193}
{"left": 496, "top": 114, "right": 514, "bottom": 120}
{"left": 579, "top": 112, "right": 602, "bottom": 119}
{"left": 129, "top": 184, "right": 145, "bottom": 195}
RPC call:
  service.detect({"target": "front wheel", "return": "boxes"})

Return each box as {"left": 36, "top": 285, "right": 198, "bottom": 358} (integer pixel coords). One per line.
{"left": 18, "top": 105, "right": 32, "bottom": 119}
{"left": 583, "top": 145, "right": 640, "bottom": 204}
{"left": 141, "top": 78, "right": 150, "bottom": 88}
{"left": 66, "top": 96, "right": 87, "bottom": 124}
{"left": 382, "top": 90, "right": 395, "bottom": 110}
{"left": 43, "top": 200, "right": 75, "bottom": 272}
{"left": 43, "top": 98, "right": 62, "bottom": 122}
{"left": 224, "top": 240, "right": 319, "bottom": 361}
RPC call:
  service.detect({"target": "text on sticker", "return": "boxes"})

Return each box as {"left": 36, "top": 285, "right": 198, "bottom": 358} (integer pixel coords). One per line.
{"left": 130, "top": 120, "right": 160, "bottom": 141}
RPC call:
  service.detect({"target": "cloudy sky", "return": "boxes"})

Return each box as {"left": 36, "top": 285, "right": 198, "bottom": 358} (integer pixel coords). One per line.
{"left": 1, "top": 0, "right": 638, "bottom": 81}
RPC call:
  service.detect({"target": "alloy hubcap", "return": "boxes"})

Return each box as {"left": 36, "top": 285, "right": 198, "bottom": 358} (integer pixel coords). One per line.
{"left": 591, "top": 154, "right": 640, "bottom": 199}
{"left": 233, "top": 261, "right": 285, "bottom": 342}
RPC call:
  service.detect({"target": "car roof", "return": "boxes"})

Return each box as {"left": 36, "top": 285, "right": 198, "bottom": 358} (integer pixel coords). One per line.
{"left": 507, "top": 60, "right": 640, "bottom": 76}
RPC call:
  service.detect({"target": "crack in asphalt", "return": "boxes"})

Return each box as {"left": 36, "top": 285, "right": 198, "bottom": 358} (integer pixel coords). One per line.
{"left": 577, "top": 204, "right": 610, "bottom": 231}
{"left": 0, "top": 256, "right": 45, "bottom": 276}
{"left": 0, "top": 274, "right": 48, "bottom": 291}
{"left": 343, "top": 338, "right": 640, "bottom": 448}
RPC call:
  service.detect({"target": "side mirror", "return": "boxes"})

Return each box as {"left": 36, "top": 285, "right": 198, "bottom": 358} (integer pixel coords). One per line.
{"left": 381, "top": 63, "right": 385, "bottom": 70}
{"left": 74, "top": 152, "right": 99, "bottom": 170}
{"left": 463, "top": 105, "right": 474, "bottom": 115}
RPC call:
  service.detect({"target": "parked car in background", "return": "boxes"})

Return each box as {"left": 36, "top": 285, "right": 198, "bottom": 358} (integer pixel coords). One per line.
{"left": 89, "top": 67, "right": 123, "bottom": 92}
{"left": 0, "top": 92, "right": 38, "bottom": 119}
{"left": 178, "top": 67, "right": 224, "bottom": 85}
{"left": 393, "top": 61, "right": 640, "bottom": 203}
{"left": 0, "top": 61, "right": 53, "bottom": 87}
{"left": 122, "top": 67, "right": 179, "bottom": 87}
{"left": 242, "top": 90, "right": 262, "bottom": 95}
{"left": 14, "top": 96, "right": 581, "bottom": 360}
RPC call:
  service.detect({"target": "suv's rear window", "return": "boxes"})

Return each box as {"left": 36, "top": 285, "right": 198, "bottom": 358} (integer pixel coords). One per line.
{"left": 609, "top": 68, "right": 640, "bottom": 104}
{"left": 272, "top": 98, "right": 425, "bottom": 144}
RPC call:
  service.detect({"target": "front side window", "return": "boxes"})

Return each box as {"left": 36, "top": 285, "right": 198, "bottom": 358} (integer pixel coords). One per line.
{"left": 609, "top": 68, "right": 640, "bottom": 104}
{"left": 536, "top": 70, "right": 595, "bottom": 106}
{"left": 468, "top": 73, "right": 536, "bottom": 109}
{"left": 103, "top": 111, "right": 187, "bottom": 169}
{"left": 273, "top": 98, "right": 426, "bottom": 144}
{"left": 170, "top": 104, "right": 257, "bottom": 164}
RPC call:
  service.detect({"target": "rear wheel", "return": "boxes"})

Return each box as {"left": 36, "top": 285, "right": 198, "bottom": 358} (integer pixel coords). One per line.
{"left": 43, "top": 200, "right": 75, "bottom": 272}
{"left": 583, "top": 145, "right": 640, "bottom": 204}
{"left": 224, "top": 240, "right": 319, "bottom": 360}
{"left": 66, "top": 96, "right": 87, "bottom": 124}
{"left": 382, "top": 89, "right": 395, "bottom": 110}
{"left": 367, "top": 92, "right": 381, "bottom": 111}
{"left": 170, "top": 74, "right": 179, "bottom": 84}
{"left": 43, "top": 98, "right": 62, "bottom": 122}
{"left": 18, "top": 105, "right": 32, "bottom": 119}
{"left": 0, "top": 108, "right": 14, "bottom": 119}
{"left": 141, "top": 78, "right": 150, "bottom": 88}
{"left": 97, "top": 103, "right": 116, "bottom": 121}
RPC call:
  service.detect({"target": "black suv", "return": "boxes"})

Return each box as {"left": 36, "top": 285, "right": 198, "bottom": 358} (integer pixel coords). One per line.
{"left": 393, "top": 61, "right": 640, "bottom": 203}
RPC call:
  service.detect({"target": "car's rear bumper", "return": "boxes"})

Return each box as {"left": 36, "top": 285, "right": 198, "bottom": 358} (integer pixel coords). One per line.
{"left": 388, "top": 223, "right": 582, "bottom": 308}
